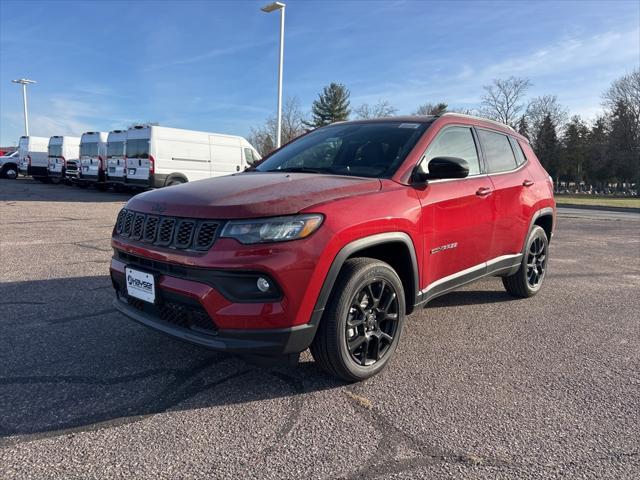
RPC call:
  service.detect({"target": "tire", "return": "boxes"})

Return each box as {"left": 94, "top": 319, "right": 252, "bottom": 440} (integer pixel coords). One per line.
{"left": 310, "top": 257, "right": 406, "bottom": 382}
{"left": 166, "top": 178, "right": 185, "bottom": 187}
{"left": 502, "top": 225, "right": 549, "bottom": 298}
{"left": 1, "top": 165, "right": 18, "bottom": 179}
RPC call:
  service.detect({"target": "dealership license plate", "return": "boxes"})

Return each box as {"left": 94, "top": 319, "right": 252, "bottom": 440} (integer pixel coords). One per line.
{"left": 125, "top": 267, "right": 155, "bottom": 303}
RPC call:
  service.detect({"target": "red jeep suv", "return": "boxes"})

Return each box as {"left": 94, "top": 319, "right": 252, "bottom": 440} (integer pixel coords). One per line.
{"left": 110, "top": 114, "right": 555, "bottom": 381}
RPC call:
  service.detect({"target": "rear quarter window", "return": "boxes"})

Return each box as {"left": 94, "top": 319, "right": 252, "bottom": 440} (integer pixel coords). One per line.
{"left": 509, "top": 137, "right": 528, "bottom": 166}
{"left": 477, "top": 129, "right": 518, "bottom": 173}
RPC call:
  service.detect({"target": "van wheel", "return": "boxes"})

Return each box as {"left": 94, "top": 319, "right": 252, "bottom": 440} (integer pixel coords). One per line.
{"left": 502, "top": 225, "right": 549, "bottom": 298}
{"left": 166, "top": 178, "right": 185, "bottom": 187}
{"left": 310, "top": 258, "right": 405, "bottom": 382}
{"left": 1, "top": 165, "right": 18, "bottom": 179}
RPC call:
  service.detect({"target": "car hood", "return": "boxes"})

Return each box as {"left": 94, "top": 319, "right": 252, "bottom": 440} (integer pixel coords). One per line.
{"left": 125, "top": 172, "right": 382, "bottom": 219}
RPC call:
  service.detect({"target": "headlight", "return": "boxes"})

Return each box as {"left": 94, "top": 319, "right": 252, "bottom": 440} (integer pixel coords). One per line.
{"left": 221, "top": 214, "right": 324, "bottom": 244}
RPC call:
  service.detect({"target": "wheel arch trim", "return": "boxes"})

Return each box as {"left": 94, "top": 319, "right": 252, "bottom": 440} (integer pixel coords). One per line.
{"left": 523, "top": 207, "right": 554, "bottom": 254}
{"left": 309, "top": 232, "right": 420, "bottom": 326}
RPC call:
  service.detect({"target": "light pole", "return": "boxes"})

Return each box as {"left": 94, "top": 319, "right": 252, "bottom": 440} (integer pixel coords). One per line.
{"left": 11, "top": 78, "right": 37, "bottom": 136}
{"left": 261, "top": 2, "right": 285, "bottom": 148}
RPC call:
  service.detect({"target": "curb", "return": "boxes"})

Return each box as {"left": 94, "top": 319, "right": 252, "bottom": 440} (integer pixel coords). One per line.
{"left": 556, "top": 203, "right": 640, "bottom": 214}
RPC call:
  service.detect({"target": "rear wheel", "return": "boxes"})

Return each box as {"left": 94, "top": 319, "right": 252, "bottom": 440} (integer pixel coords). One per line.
{"left": 502, "top": 225, "right": 549, "bottom": 297}
{"left": 310, "top": 258, "right": 405, "bottom": 382}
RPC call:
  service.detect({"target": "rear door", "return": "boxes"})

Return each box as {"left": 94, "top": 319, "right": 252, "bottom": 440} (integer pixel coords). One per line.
{"left": 414, "top": 125, "right": 496, "bottom": 288}
{"left": 477, "top": 129, "right": 531, "bottom": 258}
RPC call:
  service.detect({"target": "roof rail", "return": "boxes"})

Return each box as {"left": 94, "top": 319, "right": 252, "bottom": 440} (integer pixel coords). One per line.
{"left": 438, "top": 112, "right": 516, "bottom": 132}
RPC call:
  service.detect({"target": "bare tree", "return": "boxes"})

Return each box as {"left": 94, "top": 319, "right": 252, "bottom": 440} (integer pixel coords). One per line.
{"left": 413, "top": 102, "right": 448, "bottom": 116}
{"left": 603, "top": 69, "right": 640, "bottom": 128}
{"left": 480, "top": 77, "right": 531, "bottom": 127}
{"left": 526, "top": 95, "right": 569, "bottom": 144}
{"left": 248, "top": 97, "right": 307, "bottom": 157}
{"left": 354, "top": 100, "right": 397, "bottom": 119}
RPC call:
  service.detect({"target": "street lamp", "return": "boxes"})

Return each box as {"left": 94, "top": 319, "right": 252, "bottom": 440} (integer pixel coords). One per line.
{"left": 261, "top": 1, "right": 285, "bottom": 148}
{"left": 11, "top": 78, "right": 37, "bottom": 136}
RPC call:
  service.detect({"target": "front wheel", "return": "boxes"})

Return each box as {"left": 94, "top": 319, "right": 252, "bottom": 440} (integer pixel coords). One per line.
{"left": 1, "top": 165, "right": 18, "bottom": 179}
{"left": 502, "top": 225, "right": 549, "bottom": 297}
{"left": 310, "top": 258, "right": 405, "bottom": 382}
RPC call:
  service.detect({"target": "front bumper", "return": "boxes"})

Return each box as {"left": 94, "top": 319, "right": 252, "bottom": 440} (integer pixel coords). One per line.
{"left": 110, "top": 262, "right": 316, "bottom": 355}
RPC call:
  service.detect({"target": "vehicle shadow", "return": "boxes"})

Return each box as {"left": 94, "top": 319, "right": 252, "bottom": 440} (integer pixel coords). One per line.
{"left": 0, "top": 275, "right": 344, "bottom": 443}
{"left": 0, "top": 178, "right": 136, "bottom": 203}
{"left": 426, "top": 288, "right": 517, "bottom": 308}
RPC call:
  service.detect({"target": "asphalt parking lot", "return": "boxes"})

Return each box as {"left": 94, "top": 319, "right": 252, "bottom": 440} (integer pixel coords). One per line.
{"left": 1, "top": 178, "right": 639, "bottom": 479}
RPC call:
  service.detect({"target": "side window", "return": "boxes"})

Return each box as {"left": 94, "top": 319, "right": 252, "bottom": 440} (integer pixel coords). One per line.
{"left": 244, "top": 148, "right": 256, "bottom": 165}
{"left": 509, "top": 137, "right": 527, "bottom": 166}
{"left": 422, "top": 127, "right": 481, "bottom": 176}
{"left": 478, "top": 130, "right": 518, "bottom": 173}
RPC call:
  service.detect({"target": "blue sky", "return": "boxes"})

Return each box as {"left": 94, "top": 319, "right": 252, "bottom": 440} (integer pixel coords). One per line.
{"left": 1, "top": 0, "right": 638, "bottom": 145}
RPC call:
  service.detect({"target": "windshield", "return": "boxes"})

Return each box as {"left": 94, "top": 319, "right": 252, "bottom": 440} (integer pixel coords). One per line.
{"left": 126, "top": 138, "right": 149, "bottom": 159}
{"left": 255, "top": 121, "right": 430, "bottom": 178}
{"left": 80, "top": 142, "right": 99, "bottom": 157}
{"left": 49, "top": 145, "right": 63, "bottom": 157}
{"left": 107, "top": 141, "right": 126, "bottom": 158}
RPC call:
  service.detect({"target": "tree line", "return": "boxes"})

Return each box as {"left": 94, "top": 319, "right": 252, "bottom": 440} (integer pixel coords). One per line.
{"left": 249, "top": 70, "right": 639, "bottom": 192}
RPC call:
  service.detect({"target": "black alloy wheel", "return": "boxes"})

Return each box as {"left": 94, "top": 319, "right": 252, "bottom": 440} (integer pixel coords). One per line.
{"left": 346, "top": 279, "right": 399, "bottom": 366}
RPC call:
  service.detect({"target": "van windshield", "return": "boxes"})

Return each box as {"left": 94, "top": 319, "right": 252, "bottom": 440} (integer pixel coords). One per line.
{"left": 49, "top": 145, "right": 63, "bottom": 157}
{"left": 107, "top": 141, "right": 126, "bottom": 158}
{"left": 80, "top": 142, "right": 99, "bottom": 157}
{"left": 255, "top": 121, "right": 430, "bottom": 178}
{"left": 126, "top": 138, "right": 149, "bottom": 159}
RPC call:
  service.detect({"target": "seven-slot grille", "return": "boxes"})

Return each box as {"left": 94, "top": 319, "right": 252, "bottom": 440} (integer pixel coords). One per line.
{"left": 115, "top": 208, "right": 219, "bottom": 251}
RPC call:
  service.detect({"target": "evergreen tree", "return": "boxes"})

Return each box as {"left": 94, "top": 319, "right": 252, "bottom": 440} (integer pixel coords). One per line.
{"left": 560, "top": 116, "right": 589, "bottom": 186}
{"left": 517, "top": 115, "right": 530, "bottom": 139}
{"left": 533, "top": 113, "right": 560, "bottom": 180}
{"left": 608, "top": 100, "right": 639, "bottom": 189}
{"left": 305, "top": 83, "right": 351, "bottom": 128}
{"left": 586, "top": 116, "right": 610, "bottom": 189}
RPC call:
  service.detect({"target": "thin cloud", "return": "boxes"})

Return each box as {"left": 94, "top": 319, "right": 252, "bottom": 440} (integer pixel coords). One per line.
{"left": 142, "top": 40, "right": 271, "bottom": 71}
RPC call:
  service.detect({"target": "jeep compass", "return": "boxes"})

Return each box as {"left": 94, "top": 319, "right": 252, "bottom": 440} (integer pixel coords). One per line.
{"left": 111, "top": 113, "right": 555, "bottom": 381}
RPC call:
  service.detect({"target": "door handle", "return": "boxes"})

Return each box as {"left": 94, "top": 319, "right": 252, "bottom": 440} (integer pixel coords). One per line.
{"left": 476, "top": 187, "right": 492, "bottom": 197}
{"left": 523, "top": 179, "right": 534, "bottom": 187}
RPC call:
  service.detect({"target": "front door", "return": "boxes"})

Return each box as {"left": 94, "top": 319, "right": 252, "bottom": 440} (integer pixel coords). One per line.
{"left": 413, "top": 125, "right": 496, "bottom": 290}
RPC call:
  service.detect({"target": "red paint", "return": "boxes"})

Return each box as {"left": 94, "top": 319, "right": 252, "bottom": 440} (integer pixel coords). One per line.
{"left": 111, "top": 115, "right": 555, "bottom": 333}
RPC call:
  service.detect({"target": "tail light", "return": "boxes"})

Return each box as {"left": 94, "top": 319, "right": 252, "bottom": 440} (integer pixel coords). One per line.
{"left": 149, "top": 155, "right": 155, "bottom": 175}
{"left": 61, "top": 156, "right": 66, "bottom": 168}
{"left": 98, "top": 156, "right": 104, "bottom": 171}
{"left": 27, "top": 155, "right": 32, "bottom": 166}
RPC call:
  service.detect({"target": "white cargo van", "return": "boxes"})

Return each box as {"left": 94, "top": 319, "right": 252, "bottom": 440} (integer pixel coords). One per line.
{"left": 0, "top": 150, "right": 20, "bottom": 179}
{"left": 47, "top": 136, "right": 80, "bottom": 184}
{"left": 106, "top": 129, "right": 127, "bottom": 187}
{"left": 79, "top": 131, "right": 108, "bottom": 189}
{"left": 17, "top": 136, "right": 49, "bottom": 180}
{"left": 124, "top": 125, "right": 260, "bottom": 189}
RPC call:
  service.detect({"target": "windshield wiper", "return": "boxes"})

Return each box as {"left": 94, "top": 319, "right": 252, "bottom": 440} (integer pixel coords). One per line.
{"left": 273, "top": 167, "right": 331, "bottom": 174}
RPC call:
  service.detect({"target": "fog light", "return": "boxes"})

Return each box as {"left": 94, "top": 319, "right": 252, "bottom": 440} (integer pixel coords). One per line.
{"left": 256, "top": 277, "right": 271, "bottom": 293}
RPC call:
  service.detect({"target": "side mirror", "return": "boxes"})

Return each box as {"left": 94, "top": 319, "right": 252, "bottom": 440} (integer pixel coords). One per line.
{"left": 425, "top": 156, "right": 469, "bottom": 180}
